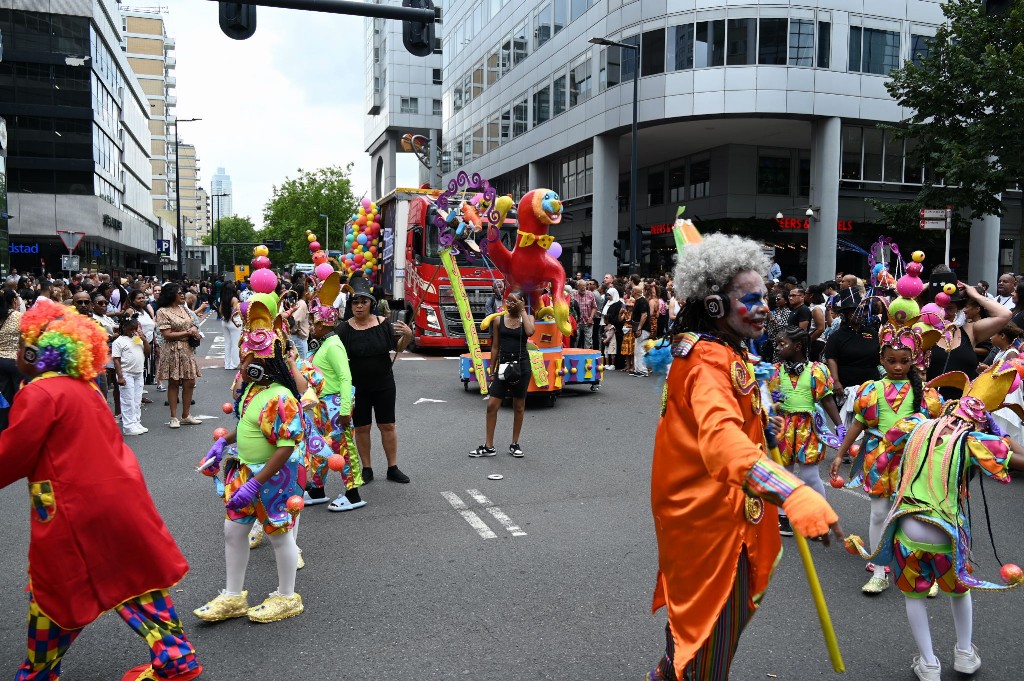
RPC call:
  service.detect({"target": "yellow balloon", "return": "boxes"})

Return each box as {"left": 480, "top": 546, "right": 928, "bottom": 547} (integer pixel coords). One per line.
{"left": 307, "top": 234, "right": 317, "bottom": 243}
{"left": 912, "top": 250, "right": 925, "bottom": 263}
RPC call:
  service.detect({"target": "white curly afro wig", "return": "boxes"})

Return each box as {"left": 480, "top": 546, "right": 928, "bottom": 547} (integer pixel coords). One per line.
{"left": 673, "top": 233, "right": 769, "bottom": 302}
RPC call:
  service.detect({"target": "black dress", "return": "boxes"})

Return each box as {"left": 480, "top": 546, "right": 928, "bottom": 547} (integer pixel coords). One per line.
{"left": 926, "top": 326, "right": 979, "bottom": 400}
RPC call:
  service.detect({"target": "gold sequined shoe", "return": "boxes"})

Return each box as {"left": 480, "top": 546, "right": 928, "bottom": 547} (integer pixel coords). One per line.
{"left": 193, "top": 590, "right": 249, "bottom": 621}
{"left": 927, "top": 581, "right": 939, "bottom": 598}
{"left": 247, "top": 591, "right": 304, "bottom": 623}
{"left": 297, "top": 548, "right": 305, "bottom": 570}
{"left": 862, "top": 575, "right": 890, "bottom": 595}
{"left": 248, "top": 523, "right": 264, "bottom": 549}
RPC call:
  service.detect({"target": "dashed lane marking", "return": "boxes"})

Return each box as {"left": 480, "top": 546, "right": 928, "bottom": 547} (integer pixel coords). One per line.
{"left": 441, "top": 491, "right": 497, "bottom": 539}
{"left": 466, "top": 489, "right": 527, "bottom": 536}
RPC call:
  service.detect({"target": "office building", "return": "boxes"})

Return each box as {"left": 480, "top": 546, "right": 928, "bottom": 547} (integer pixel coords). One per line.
{"left": 364, "top": 1, "right": 444, "bottom": 197}
{"left": 438, "top": 0, "right": 1019, "bottom": 283}
{"left": 0, "top": 0, "right": 162, "bottom": 275}
{"left": 211, "top": 166, "right": 232, "bottom": 222}
{"left": 176, "top": 141, "right": 206, "bottom": 244}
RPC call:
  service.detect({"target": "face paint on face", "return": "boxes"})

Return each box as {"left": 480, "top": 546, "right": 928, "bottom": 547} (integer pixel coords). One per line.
{"left": 721, "top": 271, "right": 768, "bottom": 340}
{"left": 737, "top": 292, "right": 766, "bottom": 316}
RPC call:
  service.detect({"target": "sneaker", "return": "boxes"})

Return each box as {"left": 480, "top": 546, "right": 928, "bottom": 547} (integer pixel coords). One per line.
{"left": 469, "top": 445, "right": 497, "bottom": 458}
{"left": 296, "top": 548, "right": 305, "bottom": 570}
{"left": 137, "top": 426, "right": 149, "bottom": 434}
{"left": 386, "top": 466, "right": 410, "bottom": 483}
{"left": 328, "top": 495, "right": 367, "bottom": 512}
{"left": 509, "top": 443, "right": 524, "bottom": 458}
{"left": 862, "top": 575, "right": 890, "bottom": 594}
{"left": 157, "top": 384, "right": 167, "bottom": 392}
{"left": 842, "top": 455, "right": 853, "bottom": 464}
{"left": 247, "top": 591, "right": 303, "bottom": 623}
{"left": 193, "top": 590, "right": 249, "bottom": 622}
{"left": 363, "top": 467, "right": 374, "bottom": 482}
{"left": 953, "top": 644, "right": 981, "bottom": 674}
{"left": 180, "top": 415, "right": 202, "bottom": 425}
{"left": 124, "top": 425, "right": 148, "bottom": 436}
{"left": 778, "top": 516, "right": 794, "bottom": 536}
{"left": 927, "top": 581, "right": 940, "bottom": 598}
{"left": 169, "top": 417, "right": 180, "bottom": 429}
{"left": 303, "top": 489, "right": 330, "bottom": 506}
{"left": 248, "top": 524, "right": 264, "bottom": 549}
{"left": 911, "top": 655, "right": 941, "bottom": 681}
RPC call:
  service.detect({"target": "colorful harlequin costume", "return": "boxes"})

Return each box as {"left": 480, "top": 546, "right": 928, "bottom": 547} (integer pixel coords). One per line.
{"left": 2, "top": 298, "right": 201, "bottom": 681}
{"left": 768, "top": 362, "right": 834, "bottom": 465}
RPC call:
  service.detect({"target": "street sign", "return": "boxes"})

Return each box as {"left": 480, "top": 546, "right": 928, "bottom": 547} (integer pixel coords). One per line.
{"left": 920, "top": 220, "right": 947, "bottom": 230}
{"left": 156, "top": 239, "right": 171, "bottom": 257}
{"left": 234, "top": 265, "right": 250, "bottom": 282}
{"left": 61, "top": 254, "right": 80, "bottom": 271}
{"left": 920, "top": 209, "right": 946, "bottom": 219}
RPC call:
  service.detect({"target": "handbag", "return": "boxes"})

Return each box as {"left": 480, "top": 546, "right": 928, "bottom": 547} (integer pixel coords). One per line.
{"left": 497, "top": 360, "right": 522, "bottom": 384}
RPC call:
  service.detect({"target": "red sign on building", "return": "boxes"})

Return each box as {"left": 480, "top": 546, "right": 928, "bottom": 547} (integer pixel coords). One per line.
{"left": 776, "top": 218, "right": 854, "bottom": 232}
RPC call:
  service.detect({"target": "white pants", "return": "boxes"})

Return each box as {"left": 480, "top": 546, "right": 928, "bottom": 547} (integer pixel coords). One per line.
{"left": 223, "top": 319, "right": 242, "bottom": 370}
{"left": 634, "top": 330, "right": 650, "bottom": 373}
{"left": 119, "top": 372, "right": 144, "bottom": 430}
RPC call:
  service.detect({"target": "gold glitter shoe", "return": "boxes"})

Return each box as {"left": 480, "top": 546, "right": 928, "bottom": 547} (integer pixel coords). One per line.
{"left": 297, "top": 548, "right": 304, "bottom": 570}
{"left": 927, "top": 581, "right": 939, "bottom": 598}
{"left": 247, "top": 591, "right": 304, "bottom": 623}
{"left": 862, "top": 575, "right": 890, "bottom": 595}
{"left": 248, "top": 524, "right": 264, "bottom": 549}
{"left": 193, "top": 590, "right": 249, "bottom": 621}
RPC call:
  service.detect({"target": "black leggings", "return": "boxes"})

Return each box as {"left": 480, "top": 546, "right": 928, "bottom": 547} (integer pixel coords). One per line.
{"left": 352, "top": 378, "right": 397, "bottom": 427}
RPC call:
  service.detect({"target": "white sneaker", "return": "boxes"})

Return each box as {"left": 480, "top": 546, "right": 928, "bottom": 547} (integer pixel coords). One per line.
{"left": 911, "top": 656, "right": 941, "bottom": 681}
{"left": 953, "top": 644, "right": 981, "bottom": 674}
{"left": 157, "top": 384, "right": 167, "bottom": 392}
{"left": 328, "top": 495, "right": 367, "bottom": 512}
{"left": 303, "top": 491, "right": 331, "bottom": 506}
{"left": 123, "top": 425, "right": 146, "bottom": 435}
{"left": 169, "top": 417, "right": 180, "bottom": 429}
{"left": 180, "top": 415, "right": 202, "bottom": 425}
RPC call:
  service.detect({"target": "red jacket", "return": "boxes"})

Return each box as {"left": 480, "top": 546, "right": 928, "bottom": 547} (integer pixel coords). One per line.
{"left": 0, "top": 375, "right": 188, "bottom": 629}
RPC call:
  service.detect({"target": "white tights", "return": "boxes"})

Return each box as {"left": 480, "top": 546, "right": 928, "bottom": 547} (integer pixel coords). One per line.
{"left": 900, "top": 516, "right": 973, "bottom": 666}
{"left": 779, "top": 463, "right": 827, "bottom": 519}
{"left": 869, "top": 497, "right": 891, "bottom": 578}
{"left": 224, "top": 519, "right": 299, "bottom": 597}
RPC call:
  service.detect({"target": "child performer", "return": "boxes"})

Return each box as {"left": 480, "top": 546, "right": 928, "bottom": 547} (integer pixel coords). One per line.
{"left": 2, "top": 298, "right": 201, "bottom": 681}
{"left": 113, "top": 314, "right": 151, "bottom": 436}
{"left": 830, "top": 259, "right": 945, "bottom": 594}
{"left": 845, "top": 362, "right": 1024, "bottom": 680}
{"left": 769, "top": 325, "right": 844, "bottom": 536}
{"left": 195, "top": 291, "right": 306, "bottom": 624}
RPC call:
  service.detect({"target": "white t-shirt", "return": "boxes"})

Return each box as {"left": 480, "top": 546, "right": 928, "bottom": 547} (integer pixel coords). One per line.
{"left": 111, "top": 335, "right": 146, "bottom": 374}
{"left": 136, "top": 309, "right": 156, "bottom": 342}
{"left": 93, "top": 314, "right": 117, "bottom": 369}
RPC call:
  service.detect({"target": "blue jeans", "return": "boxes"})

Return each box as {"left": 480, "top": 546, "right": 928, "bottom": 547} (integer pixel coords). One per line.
{"left": 290, "top": 336, "right": 309, "bottom": 359}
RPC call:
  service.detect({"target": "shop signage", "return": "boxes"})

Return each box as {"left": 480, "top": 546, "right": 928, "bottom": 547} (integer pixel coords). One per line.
{"left": 649, "top": 223, "right": 674, "bottom": 236}
{"left": 9, "top": 243, "right": 39, "bottom": 253}
{"left": 776, "top": 218, "right": 854, "bottom": 232}
{"left": 102, "top": 214, "right": 123, "bottom": 230}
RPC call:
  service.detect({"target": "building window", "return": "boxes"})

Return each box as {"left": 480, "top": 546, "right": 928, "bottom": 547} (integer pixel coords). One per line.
{"left": 534, "top": 3, "right": 552, "bottom": 49}
{"left": 726, "top": 18, "right": 756, "bottom": 66}
{"left": 553, "top": 72, "right": 567, "bottom": 116}
{"left": 471, "top": 62, "right": 485, "bottom": 98}
{"left": 462, "top": 72, "right": 474, "bottom": 105}
{"left": 910, "top": 34, "right": 931, "bottom": 67}
{"left": 432, "top": 68, "right": 442, "bottom": 84}
{"left": 620, "top": 35, "right": 640, "bottom": 81}
{"left": 799, "top": 154, "right": 811, "bottom": 195}
{"left": 695, "top": 20, "right": 725, "bottom": 68}
{"left": 501, "top": 107, "right": 512, "bottom": 143}
{"left": 513, "top": 20, "right": 529, "bottom": 66}
{"left": 570, "top": 0, "right": 587, "bottom": 22}
{"left": 533, "top": 80, "right": 551, "bottom": 126}
{"left": 432, "top": 99, "right": 442, "bottom": 116}
{"left": 618, "top": 177, "right": 629, "bottom": 212}
{"left": 862, "top": 127, "right": 883, "bottom": 181}
{"left": 647, "top": 168, "right": 665, "bottom": 206}
{"left": 557, "top": 148, "right": 594, "bottom": 200}
{"left": 400, "top": 97, "right": 418, "bottom": 114}
{"left": 884, "top": 130, "right": 904, "bottom": 183}
{"left": 789, "top": 19, "right": 815, "bottom": 66}
{"left": 689, "top": 158, "right": 710, "bottom": 198}
{"left": 757, "top": 153, "right": 791, "bottom": 195}
{"left": 569, "top": 52, "right": 592, "bottom": 106}
{"left": 599, "top": 46, "right": 621, "bottom": 90}
{"left": 668, "top": 24, "right": 695, "bottom": 71}
{"left": 488, "top": 114, "right": 501, "bottom": 151}
{"left": 841, "top": 126, "right": 863, "bottom": 180}
{"left": 641, "top": 29, "right": 665, "bottom": 76}
{"left": 486, "top": 48, "right": 501, "bottom": 85}
{"left": 669, "top": 166, "right": 686, "bottom": 202}
{"left": 553, "top": 0, "right": 566, "bottom": 35}
{"left": 849, "top": 26, "right": 900, "bottom": 75}
{"left": 817, "top": 22, "right": 831, "bottom": 68}
{"left": 904, "top": 137, "right": 923, "bottom": 184}
{"left": 757, "top": 19, "right": 787, "bottom": 65}
{"left": 472, "top": 126, "right": 484, "bottom": 159}
{"left": 512, "top": 93, "right": 528, "bottom": 137}
{"left": 501, "top": 32, "right": 513, "bottom": 76}
{"left": 453, "top": 84, "right": 463, "bottom": 112}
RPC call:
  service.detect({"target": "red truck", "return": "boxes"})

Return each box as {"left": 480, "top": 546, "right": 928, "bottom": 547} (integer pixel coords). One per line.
{"left": 373, "top": 188, "right": 514, "bottom": 351}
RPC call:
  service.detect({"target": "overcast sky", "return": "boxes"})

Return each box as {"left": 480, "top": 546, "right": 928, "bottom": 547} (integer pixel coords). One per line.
{"left": 164, "top": 0, "right": 419, "bottom": 228}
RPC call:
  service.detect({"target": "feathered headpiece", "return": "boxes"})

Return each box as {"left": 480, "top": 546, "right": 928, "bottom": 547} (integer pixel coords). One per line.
{"left": 21, "top": 297, "right": 108, "bottom": 381}
{"left": 875, "top": 251, "right": 948, "bottom": 370}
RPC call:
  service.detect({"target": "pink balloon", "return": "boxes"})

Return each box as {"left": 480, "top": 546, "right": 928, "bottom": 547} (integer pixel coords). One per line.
{"left": 361, "top": 197, "right": 372, "bottom": 210}
{"left": 250, "top": 268, "right": 278, "bottom": 294}
{"left": 315, "top": 263, "right": 335, "bottom": 280}
{"left": 252, "top": 255, "right": 271, "bottom": 270}
{"left": 309, "top": 241, "right": 321, "bottom": 252}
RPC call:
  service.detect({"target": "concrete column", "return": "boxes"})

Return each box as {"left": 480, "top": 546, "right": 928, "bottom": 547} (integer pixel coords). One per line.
{"left": 528, "top": 160, "right": 548, "bottom": 189}
{"left": 968, "top": 211, "right": 1000, "bottom": 284}
{"left": 808, "top": 116, "right": 841, "bottom": 284}
{"left": 592, "top": 134, "right": 620, "bottom": 280}
{"left": 382, "top": 133, "right": 398, "bottom": 196}
{"left": 430, "top": 128, "right": 442, "bottom": 189}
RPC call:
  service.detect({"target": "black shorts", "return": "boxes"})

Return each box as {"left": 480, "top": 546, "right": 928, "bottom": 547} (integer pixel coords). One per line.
{"left": 488, "top": 360, "right": 529, "bottom": 400}
{"left": 353, "top": 378, "right": 397, "bottom": 427}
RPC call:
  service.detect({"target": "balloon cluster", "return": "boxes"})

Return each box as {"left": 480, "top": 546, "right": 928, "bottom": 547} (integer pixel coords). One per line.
{"left": 306, "top": 231, "right": 335, "bottom": 280}
{"left": 342, "top": 197, "right": 381, "bottom": 277}
{"left": 249, "top": 244, "right": 278, "bottom": 294}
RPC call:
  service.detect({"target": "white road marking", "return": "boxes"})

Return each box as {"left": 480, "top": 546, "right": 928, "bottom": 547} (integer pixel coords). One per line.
{"left": 205, "top": 336, "right": 226, "bottom": 360}
{"left": 414, "top": 398, "right": 447, "bottom": 404}
{"left": 466, "top": 489, "right": 527, "bottom": 536}
{"left": 399, "top": 356, "right": 427, "bottom": 361}
{"left": 441, "top": 491, "right": 496, "bottom": 539}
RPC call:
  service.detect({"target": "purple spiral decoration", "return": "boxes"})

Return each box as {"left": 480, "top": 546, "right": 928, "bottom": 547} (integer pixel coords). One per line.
{"left": 434, "top": 171, "right": 500, "bottom": 262}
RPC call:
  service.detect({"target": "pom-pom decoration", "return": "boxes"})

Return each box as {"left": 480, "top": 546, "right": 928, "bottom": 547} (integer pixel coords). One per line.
{"left": 307, "top": 233, "right": 317, "bottom": 243}
{"left": 919, "top": 303, "right": 946, "bottom": 327}
{"left": 312, "top": 251, "right": 328, "bottom": 266}
{"left": 906, "top": 262, "right": 923, "bottom": 276}
{"left": 895, "top": 272, "right": 924, "bottom": 299}
{"left": 844, "top": 535, "right": 863, "bottom": 556}
{"left": 252, "top": 255, "right": 271, "bottom": 270}
{"left": 212, "top": 427, "right": 228, "bottom": 440}
{"left": 253, "top": 245, "right": 269, "bottom": 257}
{"left": 935, "top": 292, "right": 951, "bottom": 308}
{"left": 911, "top": 250, "right": 925, "bottom": 263}
{"left": 888, "top": 297, "right": 920, "bottom": 324}
{"left": 286, "top": 495, "right": 305, "bottom": 514}
{"left": 249, "top": 268, "right": 279, "bottom": 294}
{"left": 943, "top": 283, "right": 957, "bottom": 295}
{"left": 309, "top": 241, "right": 321, "bottom": 253}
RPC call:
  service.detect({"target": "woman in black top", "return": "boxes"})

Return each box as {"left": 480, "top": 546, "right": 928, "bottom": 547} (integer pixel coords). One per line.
{"left": 335, "top": 279, "right": 413, "bottom": 483}
{"left": 822, "top": 289, "right": 879, "bottom": 422}
{"left": 470, "top": 290, "right": 535, "bottom": 459}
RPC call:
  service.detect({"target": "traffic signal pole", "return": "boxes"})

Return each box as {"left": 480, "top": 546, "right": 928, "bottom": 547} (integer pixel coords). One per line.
{"left": 209, "top": 0, "right": 434, "bottom": 23}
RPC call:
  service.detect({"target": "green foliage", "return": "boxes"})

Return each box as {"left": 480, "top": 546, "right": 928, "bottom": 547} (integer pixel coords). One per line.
{"left": 872, "top": 0, "right": 1024, "bottom": 229}
{"left": 262, "top": 165, "right": 358, "bottom": 265}
{"left": 201, "top": 216, "right": 258, "bottom": 271}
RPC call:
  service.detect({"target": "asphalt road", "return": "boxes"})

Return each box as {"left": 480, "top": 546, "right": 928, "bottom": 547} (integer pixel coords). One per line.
{"left": 0, "top": 325, "right": 1022, "bottom": 680}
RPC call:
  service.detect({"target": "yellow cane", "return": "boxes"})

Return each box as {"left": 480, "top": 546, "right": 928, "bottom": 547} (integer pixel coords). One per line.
{"left": 765, "top": 423, "right": 845, "bottom": 673}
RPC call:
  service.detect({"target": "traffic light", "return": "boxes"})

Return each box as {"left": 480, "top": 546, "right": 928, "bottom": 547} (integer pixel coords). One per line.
{"left": 219, "top": 3, "right": 257, "bottom": 40}
{"left": 402, "top": 0, "right": 435, "bottom": 57}
{"left": 612, "top": 238, "right": 627, "bottom": 263}
{"left": 638, "top": 229, "right": 652, "bottom": 260}
{"left": 266, "top": 239, "right": 284, "bottom": 252}
{"left": 983, "top": 0, "right": 1012, "bottom": 16}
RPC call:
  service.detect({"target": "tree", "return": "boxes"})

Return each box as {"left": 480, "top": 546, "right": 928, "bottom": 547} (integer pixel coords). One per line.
{"left": 870, "top": 0, "right": 1024, "bottom": 231}
{"left": 201, "top": 215, "right": 258, "bottom": 271}
{"left": 262, "top": 165, "right": 358, "bottom": 265}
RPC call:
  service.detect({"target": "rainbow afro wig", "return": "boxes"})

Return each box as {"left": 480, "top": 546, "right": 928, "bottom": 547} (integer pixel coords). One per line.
{"left": 20, "top": 298, "right": 108, "bottom": 381}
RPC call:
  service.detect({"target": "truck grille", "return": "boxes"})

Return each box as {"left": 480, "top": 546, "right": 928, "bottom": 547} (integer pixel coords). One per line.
{"left": 439, "top": 287, "right": 492, "bottom": 338}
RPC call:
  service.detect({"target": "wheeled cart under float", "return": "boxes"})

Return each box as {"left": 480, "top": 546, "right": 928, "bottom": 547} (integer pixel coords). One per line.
{"left": 459, "top": 319, "right": 602, "bottom": 407}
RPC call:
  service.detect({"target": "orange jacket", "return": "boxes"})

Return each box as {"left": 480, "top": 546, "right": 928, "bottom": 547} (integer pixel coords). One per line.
{"left": 651, "top": 339, "right": 782, "bottom": 675}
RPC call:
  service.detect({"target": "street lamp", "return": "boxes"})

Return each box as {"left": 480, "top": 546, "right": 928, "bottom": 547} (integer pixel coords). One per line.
{"left": 174, "top": 117, "right": 201, "bottom": 280}
{"left": 319, "top": 213, "right": 329, "bottom": 254}
{"left": 590, "top": 36, "right": 640, "bottom": 273}
{"left": 212, "top": 192, "right": 230, "bottom": 277}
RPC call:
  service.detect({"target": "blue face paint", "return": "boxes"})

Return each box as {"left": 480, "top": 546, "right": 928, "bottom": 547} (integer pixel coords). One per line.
{"left": 737, "top": 292, "right": 766, "bottom": 314}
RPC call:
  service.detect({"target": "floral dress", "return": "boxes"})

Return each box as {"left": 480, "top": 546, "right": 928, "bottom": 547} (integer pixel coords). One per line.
{"left": 156, "top": 305, "right": 200, "bottom": 381}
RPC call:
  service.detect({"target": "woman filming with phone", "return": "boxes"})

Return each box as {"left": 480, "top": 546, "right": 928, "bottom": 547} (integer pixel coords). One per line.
{"left": 470, "top": 290, "right": 535, "bottom": 459}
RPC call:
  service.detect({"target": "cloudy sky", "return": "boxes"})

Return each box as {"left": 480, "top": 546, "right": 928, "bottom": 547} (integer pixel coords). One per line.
{"left": 164, "top": 0, "right": 419, "bottom": 227}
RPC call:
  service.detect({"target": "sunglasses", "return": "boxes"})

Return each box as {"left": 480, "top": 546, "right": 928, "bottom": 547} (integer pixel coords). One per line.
{"left": 94, "top": 299, "right": 108, "bottom": 305}
{"left": 73, "top": 299, "right": 91, "bottom": 306}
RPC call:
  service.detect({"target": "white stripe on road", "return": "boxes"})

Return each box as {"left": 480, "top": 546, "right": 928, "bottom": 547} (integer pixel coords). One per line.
{"left": 466, "top": 489, "right": 527, "bottom": 536}
{"left": 441, "top": 491, "right": 497, "bottom": 539}
{"left": 205, "top": 336, "right": 226, "bottom": 360}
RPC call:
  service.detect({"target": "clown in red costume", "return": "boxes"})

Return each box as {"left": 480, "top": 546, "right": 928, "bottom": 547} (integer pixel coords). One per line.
{"left": 0, "top": 298, "right": 201, "bottom": 681}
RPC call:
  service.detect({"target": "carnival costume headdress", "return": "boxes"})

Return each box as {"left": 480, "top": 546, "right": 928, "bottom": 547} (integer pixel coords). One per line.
{"left": 239, "top": 244, "right": 287, "bottom": 359}
{"left": 20, "top": 298, "right": 108, "bottom": 381}
{"left": 929, "top": 360, "right": 1024, "bottom": 425}
{"left": 873, "top": 251, "right": 949, "bottom": 371}
{"left": 304, "top": 230, "right": 350, "bottom": 328}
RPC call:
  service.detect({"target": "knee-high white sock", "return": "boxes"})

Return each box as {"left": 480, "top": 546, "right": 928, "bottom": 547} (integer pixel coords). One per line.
{"left": 905, "top": 597, "right": 938, "bottom": 666}
{"left": 950, "top": 592, "right": 974, "bottom": 652}
{"left": 224, "top": 519, "right": 250, "bottom": 595}
{"left": 795, "top": 461, "right": 828, "bottom": 498}
{"left": 869, "top": 498, "right": 891, "bottom": 578}
{"left": 291, "top": 513, "right": 300, "bottom": 543}
{"left": 268, "top": 529, "right": 299, "bottom": 597}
